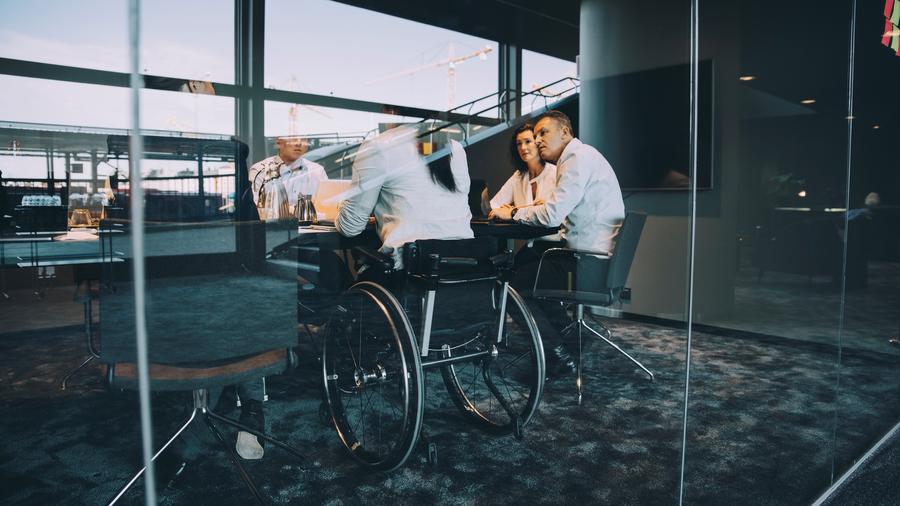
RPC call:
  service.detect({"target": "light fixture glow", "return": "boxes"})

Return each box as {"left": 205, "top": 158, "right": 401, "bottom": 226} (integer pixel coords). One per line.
{"left": 846, "top": 115, "right": 855, "bottom": 120}
{"left": 801, "top": 99, "right": 816, "bottom": 105}
{"left": 739, "top": 75, "right": 756, "bottom": 81}
{"left": 798, "top": 191, "right": 807, "bottom": 198}
{"left": 873, "top": 125, "right": 881, "bottom": 129}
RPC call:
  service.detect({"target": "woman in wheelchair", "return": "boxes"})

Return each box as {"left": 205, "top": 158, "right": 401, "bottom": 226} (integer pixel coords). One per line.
{"left": 323, "top": 127, "right": 547, "bottom": 471}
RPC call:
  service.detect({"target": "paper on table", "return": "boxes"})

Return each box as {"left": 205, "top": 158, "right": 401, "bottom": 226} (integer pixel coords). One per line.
{"left": 54, "top": 230, "right": 99, "bottom": 241}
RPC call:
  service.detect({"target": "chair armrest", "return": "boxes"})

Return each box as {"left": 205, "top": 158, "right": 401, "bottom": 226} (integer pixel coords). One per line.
{"left": 352, "top": 246, "right": 395, "bottom": 272}
{"left": 532, "top": 247, "right": 611, "bottom": 294}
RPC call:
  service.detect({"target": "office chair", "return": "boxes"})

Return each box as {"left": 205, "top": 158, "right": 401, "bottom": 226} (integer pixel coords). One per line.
{"left": 532, "top": 211, "right": 652, "bottom": 405}
{"left": 99, "top": 220, "right": 308, "bottom": 505}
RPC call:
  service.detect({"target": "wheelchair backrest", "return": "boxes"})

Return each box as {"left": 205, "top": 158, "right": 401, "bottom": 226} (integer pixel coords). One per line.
{"left": 402, "top": 236, "right": 499, "bottom": 276}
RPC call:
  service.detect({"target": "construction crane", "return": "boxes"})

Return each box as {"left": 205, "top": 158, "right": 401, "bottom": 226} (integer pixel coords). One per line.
{"left": 366, "top": 43, "right": 493, "bottom": 110}
{"left": 285, "top": 75, "right": 333, "bottom": 135}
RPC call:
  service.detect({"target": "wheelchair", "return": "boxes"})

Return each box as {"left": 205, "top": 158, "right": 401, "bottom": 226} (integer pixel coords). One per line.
{"left": 321, "top": 237, "right": 546, "bottom": 471}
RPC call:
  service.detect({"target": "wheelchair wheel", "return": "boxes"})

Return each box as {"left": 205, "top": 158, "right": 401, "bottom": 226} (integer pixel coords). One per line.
{"left": 441, "top": 283, "right": 545, "bottom": 435}
{"left": 322, "top": 281, "right": 424, "bottom": 471}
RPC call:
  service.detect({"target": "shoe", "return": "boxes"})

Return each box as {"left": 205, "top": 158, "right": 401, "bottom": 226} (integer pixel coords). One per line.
{"left": 544, "top": 343, "right": 577, "bottom": 380}
{"left": 236, "top": 399, "right": 265, "bottom": 460}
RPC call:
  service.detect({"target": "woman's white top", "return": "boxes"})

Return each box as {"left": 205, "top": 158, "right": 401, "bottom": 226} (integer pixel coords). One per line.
{"left": 336, "top": 128, "right": 473, "bottom": 268}
{"left": 489, "top": 163, "right": 558, "bottom": 209}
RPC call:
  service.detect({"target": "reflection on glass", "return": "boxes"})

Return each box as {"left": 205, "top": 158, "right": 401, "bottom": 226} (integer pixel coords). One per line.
{"left": 265, "top": 0, "right": 498, "bottom": 111}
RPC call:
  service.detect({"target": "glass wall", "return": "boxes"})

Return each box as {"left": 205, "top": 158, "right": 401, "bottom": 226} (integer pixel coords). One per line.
{"left": 683, "top": 0, "right": 900, "bottom": 503}
{"left": 834, "top": 0, "right": 900, "bottom": 482}
{"left": 265, "top": 0, "right": 499, "bottom": 111}
{"left": 521, "top": 49, "right": 578, "bottom": 114}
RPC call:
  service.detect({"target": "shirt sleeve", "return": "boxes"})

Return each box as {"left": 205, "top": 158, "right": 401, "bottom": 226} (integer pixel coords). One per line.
{"left": 449, "top": 140, "right": 470, "bottom": 195}
{"left": 515, "top": 155, "right": 588, "bottom": 227}
{"left": 335, "top": 143, "right": 384, "bottom": 237}
{"left": 489, "top": 173, "right": 517, "bottom": 209}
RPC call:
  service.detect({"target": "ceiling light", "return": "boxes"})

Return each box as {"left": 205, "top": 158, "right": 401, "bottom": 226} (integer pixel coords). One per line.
{"left": 846, "top": 115, "right": 855, "bottom": 120}
{"left": 798, "top": 190, "right": 807, "bottom": 198}
{"left": 738, "top": 75, "right": 756, "bottom": 81}
{"left": 801, "top": 99, "right": 816, "bottom": 105}
{"left": 873, "top": 125, "right": 881, "bottom": 129}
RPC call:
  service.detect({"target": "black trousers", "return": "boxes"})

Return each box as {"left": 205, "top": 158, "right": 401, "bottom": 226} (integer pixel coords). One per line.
{"left": 510, "top": 240, "right": 573, "bottom": 349}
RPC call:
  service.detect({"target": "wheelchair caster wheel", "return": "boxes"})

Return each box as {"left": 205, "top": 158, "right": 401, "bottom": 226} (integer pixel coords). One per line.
{"left": 318, "top": 401, "right": 331, "bottom": 427}
{"left": 427, "top": 442, "right": 438, "bottom": 467}
{"left": 512, "top": 416, "right": 524, "bottom": 440}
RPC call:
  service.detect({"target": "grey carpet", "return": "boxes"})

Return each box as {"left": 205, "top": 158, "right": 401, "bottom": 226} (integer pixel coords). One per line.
{"left": 2, "top": 316, "right": 900, "bottom": 505}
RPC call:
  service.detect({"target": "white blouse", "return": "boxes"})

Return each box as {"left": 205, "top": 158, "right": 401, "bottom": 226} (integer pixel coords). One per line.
{"left": 489, "top": 163, "right": 558, "bottom": 209}
{"left": 335, "top": 129, "right": 473, "bottom": 268}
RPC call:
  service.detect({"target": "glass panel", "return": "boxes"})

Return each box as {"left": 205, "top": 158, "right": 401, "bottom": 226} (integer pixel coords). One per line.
{"left": 685, "top": 0, "right": 855, "bottom": 502}
{"left": 141, "top": 88, "right": 235, "bottom": 135}
{"left": 141, "top": 0, "right": 235, "bottom": 84}
{"left": 521, "top": 49, "right": 579, "bottom": 114}
{"left": 833, "top": 0, "right": 900, "bottom": 483}
{"left": 0, "top": 75, "right": 130, "bottom": 130}
{"left": 0, "top": 14, "right": 145, "bottom": 505}
{"left": 265, "top": 0, "right": 498, "bottom": 111}
{"left": 0, "top": 0, "right": 129, "bottom": 72}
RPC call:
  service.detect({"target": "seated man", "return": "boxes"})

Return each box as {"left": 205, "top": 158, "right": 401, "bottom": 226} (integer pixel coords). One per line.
{"left": 250, "top": 136, "right": 328, "bottom": 209}
{"left": 335, "top": 127, "right": 473, "bottom": 276}
{"left": 491, "top": 110, "right": 625, "bottom": 377}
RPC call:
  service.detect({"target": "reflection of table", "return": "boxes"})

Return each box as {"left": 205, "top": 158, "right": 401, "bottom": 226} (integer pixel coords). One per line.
{"left": 0, "top": 229, "right": 123, "bottom": 298}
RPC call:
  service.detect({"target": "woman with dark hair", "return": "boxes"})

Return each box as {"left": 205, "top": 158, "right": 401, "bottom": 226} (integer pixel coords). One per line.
{"left": 487, "top": 122, "right": 557, "bottom": 219}
{"left": 336, "top": 126, "right": 473, "bottom": 270}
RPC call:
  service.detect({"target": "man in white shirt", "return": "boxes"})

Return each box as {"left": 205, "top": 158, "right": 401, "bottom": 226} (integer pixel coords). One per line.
{"left": 490, "top": 111, "right": 625, "bottom": 253}
{"left": 494, "top": 110, "right": 626, "bottom": 378}
{"left": 249, "top": 136, "right": 328, "bottom": 208}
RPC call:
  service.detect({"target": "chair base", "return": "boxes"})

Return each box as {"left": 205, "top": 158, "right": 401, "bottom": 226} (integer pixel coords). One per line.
{"left": 560, "top": 305, "right": 653, "bottom": 405}
{"left": 109, "top": 389, "right": 308, "bottom": 505}
{"left": 60, "top": 355, "right": 95, "bottom": 390}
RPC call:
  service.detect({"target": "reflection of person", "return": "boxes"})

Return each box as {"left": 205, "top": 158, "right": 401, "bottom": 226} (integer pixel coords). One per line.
{"left": 336, "top": 127, "right": 473, "bottom": 270}
{"left": 249, "top": 136, "right": 328, "bottom": 207}
{"left": 498, "top": 110, "right": 626, "bottom": 379}
{"left": 488, "top": 122, "right": 558, "bottom": 215}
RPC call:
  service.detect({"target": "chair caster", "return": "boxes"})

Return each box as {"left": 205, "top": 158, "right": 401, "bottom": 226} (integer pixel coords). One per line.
{"left": 512, "top": 415, "right": 524, "bottom": 440}
{"left": 577, "top": 392, "right": 583, "bottom": 406}
{"left": 427, "top": 442, "right": 438, "bottom": 467}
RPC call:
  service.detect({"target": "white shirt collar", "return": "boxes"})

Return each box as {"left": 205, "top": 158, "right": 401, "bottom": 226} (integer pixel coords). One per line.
{"left": 557, "top": 138, "right": 582, "bottom": 166}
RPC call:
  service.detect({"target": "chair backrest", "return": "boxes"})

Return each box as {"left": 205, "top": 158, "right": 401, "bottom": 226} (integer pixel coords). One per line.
{"left": 98, "top": 219, "right": 297, "bottom": 391}
{"left": 606, "top": 211, "right": 647, "bottom": 290}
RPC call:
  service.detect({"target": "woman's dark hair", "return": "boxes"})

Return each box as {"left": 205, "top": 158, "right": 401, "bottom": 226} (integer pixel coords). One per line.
{"left": 427, "top": 154, "right": 458, "bottom": 193}
{"left": 509, "top": 122, "right": 544, "bottom": 173}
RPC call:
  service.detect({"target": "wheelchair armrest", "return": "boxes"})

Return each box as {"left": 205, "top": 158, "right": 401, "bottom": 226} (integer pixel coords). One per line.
{"left": 439, "top": 257, "right": 479, "bottom": 267}
{"left": 352, "top": 246, "right": 395, "bottom": 272}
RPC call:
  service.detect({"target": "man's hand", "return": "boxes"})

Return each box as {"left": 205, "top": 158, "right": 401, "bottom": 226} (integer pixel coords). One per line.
{"left": 489, "top": 205, "right": 515, "bottom": 221}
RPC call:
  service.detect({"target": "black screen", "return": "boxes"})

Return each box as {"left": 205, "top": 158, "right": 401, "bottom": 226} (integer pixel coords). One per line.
{"left": 592, "top": 60, "right": 714, "bottom": 191}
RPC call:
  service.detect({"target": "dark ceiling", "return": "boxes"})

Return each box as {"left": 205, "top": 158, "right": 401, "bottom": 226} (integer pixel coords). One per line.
{"left": 333, "top": 0, "right": 581, "bottom": 61}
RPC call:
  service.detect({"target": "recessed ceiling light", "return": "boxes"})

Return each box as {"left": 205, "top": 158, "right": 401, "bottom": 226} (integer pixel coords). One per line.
{"left": 798, "top": 191, "right": 807, "bottom": 198}
{"left": 738, "top": 75, "right": 756, "bottom": 81}
{"left": 873, "top": 125, "right": 881, "bottom": 129}
{"left": 801, "top": 99, "right": 816, "bottom": 105}
{"left": 846, "top": 115, "right": 855, "bottom": 120}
